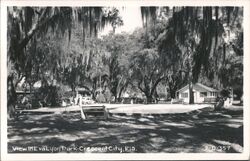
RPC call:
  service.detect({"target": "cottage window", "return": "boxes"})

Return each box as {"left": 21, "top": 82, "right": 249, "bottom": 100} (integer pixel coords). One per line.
{"left": 210, "top": 92, "right": 217, "bottom": 97}
{"left": 181, "top": 93, "right": 188, "bottom": 98}
{"left": 200, "top": 92, "right": 207, "bottom": 97}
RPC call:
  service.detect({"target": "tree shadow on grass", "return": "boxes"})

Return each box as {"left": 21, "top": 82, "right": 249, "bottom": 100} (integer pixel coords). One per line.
{"left": 8, "top": 107, "right": 243, "bottom": 153}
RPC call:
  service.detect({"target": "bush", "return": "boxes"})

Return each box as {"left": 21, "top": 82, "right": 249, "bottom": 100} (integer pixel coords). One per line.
{"left": 103, "top": 89, "right": 112, "bottom": 102}
{"left": 220, "top": 89, "right": 231, "bottom": 98}
{"left": 158, "top": 92, "right": 167, "bottom": 100}
{"left": 96, "top": 93, "right": 106, "bottom": 103}
{"left": 39, "top": 85, "right": 64, "bottom": 107}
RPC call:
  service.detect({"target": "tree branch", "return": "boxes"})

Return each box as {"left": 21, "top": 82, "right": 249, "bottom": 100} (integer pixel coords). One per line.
{"left": 150, "top": 75, "right": 166, "bottom": 96}
{"left": 137, "top": 80, "right": 145, "bottom": 93}
{"left": 14, "top": 74, "right": 25, "bottom": 88}
{"left": 18, "top": 7, "right": 72, "bottom": 50}
{"left": 18, "top": 8, "right": 49, "bottom": 50}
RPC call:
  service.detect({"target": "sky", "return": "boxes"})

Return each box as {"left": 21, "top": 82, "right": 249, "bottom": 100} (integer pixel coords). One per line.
{"left": 100, "top": 7, "right": 143, "bottom": 36}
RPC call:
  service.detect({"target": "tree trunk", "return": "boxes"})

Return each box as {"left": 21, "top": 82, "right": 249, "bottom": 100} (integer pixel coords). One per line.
{"left": 137, "top": 76, "right": 164, "bottom": 104}
{"left": 71, "top": 84, "right": 76, "bottom": 92}
{"left": 168, "top": 83, "right": 177, "bottom": 99}
{"left": 146, "top": 94, "right": 154, "bottom": 104}
{"left": 118, "top": 84, "right": 127, "bottom": 101}
{"left": 17, "top": 8, "right": 49, "bottom": 51}
{"left": 189, "top": 82, "right": 194, "bottom": 104}
{"left": 7, "top": 75, "right": 17, "bottom": 119}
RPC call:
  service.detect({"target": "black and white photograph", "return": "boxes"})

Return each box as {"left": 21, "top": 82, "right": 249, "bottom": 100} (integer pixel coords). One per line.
{"left": 1, "top": 0, "right": 250, "bottom": 160}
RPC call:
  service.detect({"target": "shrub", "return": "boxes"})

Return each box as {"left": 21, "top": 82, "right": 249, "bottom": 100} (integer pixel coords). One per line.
{"left": 39, "top": 85, "right": 64, "bottom": 107}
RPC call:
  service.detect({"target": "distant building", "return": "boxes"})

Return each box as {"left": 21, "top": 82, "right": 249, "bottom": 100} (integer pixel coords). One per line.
{"left": 176, "top": 83, "right": 218, "bottom": 103}
{"left": 122, "top": 92, "right": 130, "bottom": 98}
{"left": 16, "top": 90, "right": 31, "bottom": 95}
{"left": 76, "top": 87, "right": 91, "bottom": 96}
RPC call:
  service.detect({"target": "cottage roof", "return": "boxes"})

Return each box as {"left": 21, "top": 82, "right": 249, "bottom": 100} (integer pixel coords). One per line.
{"left": 177, "top": 83, "right": 218, "bottom": 93}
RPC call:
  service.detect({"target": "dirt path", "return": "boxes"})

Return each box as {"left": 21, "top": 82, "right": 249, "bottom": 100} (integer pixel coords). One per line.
{"left": 19, "top": 103, "right": 212, "bottom": 114}
{"left": 8, "top": 107, "right": 243, "bottom": 153}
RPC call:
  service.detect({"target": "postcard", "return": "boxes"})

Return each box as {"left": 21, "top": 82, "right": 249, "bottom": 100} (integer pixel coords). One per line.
{"left": 1, "top": 0, "right": 249, "bottom": 160}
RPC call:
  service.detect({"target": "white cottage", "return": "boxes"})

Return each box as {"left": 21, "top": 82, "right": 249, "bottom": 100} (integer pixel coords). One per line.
{"left": 176, "top": 83, "right": 218, "bottom": 103}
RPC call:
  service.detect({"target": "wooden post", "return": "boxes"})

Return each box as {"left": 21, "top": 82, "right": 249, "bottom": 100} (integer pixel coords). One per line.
{"left": 104, "top": 105, "right": 109, "bottom": 119}
{"left": 80, "top": 107, "right": 86, "bottom": 120}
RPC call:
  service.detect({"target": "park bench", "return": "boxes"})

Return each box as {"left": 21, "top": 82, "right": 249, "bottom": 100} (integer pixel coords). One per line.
{"left": 80, "top": 105, "right": 108, "bottom": 120}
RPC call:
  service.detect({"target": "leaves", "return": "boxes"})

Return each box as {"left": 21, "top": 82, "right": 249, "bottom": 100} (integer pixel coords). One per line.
{"left": 7, "top": 6, "right": 243, "bottom": 108}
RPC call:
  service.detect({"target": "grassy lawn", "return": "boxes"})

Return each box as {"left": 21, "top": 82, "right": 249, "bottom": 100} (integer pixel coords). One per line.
{"left": 8, "top": 105, "right": 243, "bottom": 153}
